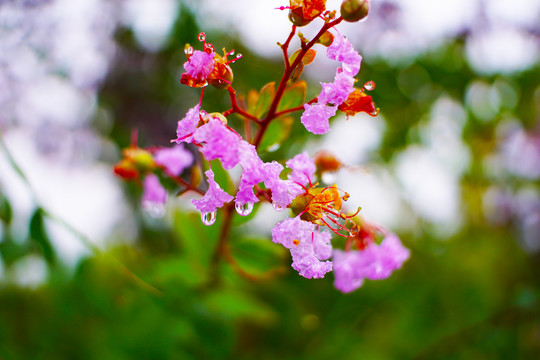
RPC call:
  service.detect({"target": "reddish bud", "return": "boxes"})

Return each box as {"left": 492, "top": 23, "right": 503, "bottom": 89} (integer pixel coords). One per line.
{"left": 114, "top": 159, "right": 139, "bottom": 180}
{"left": 314, "top": 151, "right": 342, "bottom": 174}
{"left": 338, "top": 88, "right": 379, "bottom": 117}
{"left": 288, "top": 0, "right": 326, "bottom": 27}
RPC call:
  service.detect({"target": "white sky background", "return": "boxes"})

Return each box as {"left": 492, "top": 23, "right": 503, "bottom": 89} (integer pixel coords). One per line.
{"left": 1, "top": 0, "right": 540, "bottom": 283}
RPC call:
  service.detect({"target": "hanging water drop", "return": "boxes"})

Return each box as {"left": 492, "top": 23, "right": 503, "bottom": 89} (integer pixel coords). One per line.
{"left": 273, "top": 202, "right": 285, "bottom": 212}
{"left": 184, "top": 45, "right": 194, "bottom": 56}
{"left": 370, "top": 108, "right": 380, "bottom": 117}
{"left": 201, "top": 211, "right": 217, "bottom": 226}
{"left": 363, "top": 81, "right": 375, "bottom": 91}
{"left": 235, "top": 202, "right": 254, "bottom": 216}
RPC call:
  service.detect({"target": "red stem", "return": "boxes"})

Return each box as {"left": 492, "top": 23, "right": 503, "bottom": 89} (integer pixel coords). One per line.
{"left": 253, "top": 17, "right": 342, "bottom": 148}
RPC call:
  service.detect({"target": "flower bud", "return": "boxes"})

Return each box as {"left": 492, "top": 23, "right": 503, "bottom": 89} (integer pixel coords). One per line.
{"left": 340, "top": 0, "right": 369, "bottom": 22}
{"left": 209, "top": 63, "right": 233, "bottom": 89}
{"left": 314, "top": 151, "right": 342, "bottom": 174}
{"left": 288, "top": 8, "right": 312, "bottom": 27}
{"left": 125, "top": 148, "right": 155, "bottom": 172}
{"left": 288, "top": 0, "right": 326, "bottom": 27}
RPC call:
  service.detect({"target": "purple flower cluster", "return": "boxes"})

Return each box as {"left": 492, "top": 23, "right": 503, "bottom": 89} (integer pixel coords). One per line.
{"left": 301, "top": 32, "right": 362, "bottom": 135}
{"left": 333, "top": 234, "right": 410, "bottom": 293}
{"left": 271, "top": 216, "right": 409, "bottom": 292}
{"left": 272, "top": 217, "right": 333, "bottom": 279}
{"left": 174, "top": 107, "right": 315, "bottom": 215}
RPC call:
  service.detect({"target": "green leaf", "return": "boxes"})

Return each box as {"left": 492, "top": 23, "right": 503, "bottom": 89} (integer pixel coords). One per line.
{"left": 290, "top": 62, "right": 304, "bottom": 84}
{"left": 255, "top": 82, "right": 275, "bottom": 118}
{"left": 229, "top": 236, "right": 286, "bottom": 275}
{"left": 0, "top": 193, "right": 12, "bottom": 225}
{"left": 258, "top": 116, "right": 294, "bottom": 151}
{"left": 29, "top": 208, "right": 56, "bottom": 265}
{"left": 209, "top": 160, "right": 234, "bottom": 194}
{"left": 278, "top": 81, "right": 307, "bottom": 112}
{"left": 173, "top": 210, "right": 220, "bottom": 269}
{"left": 203, "top": 289, "right": 277, "bottom": 325}
{"left": 288, "top": 49, "right": 317, "bottom": 66}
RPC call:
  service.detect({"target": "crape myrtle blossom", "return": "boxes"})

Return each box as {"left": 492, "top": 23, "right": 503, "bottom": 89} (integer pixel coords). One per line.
{"left": 174, "top": 104, "right": 201, "bottom": 144}
{"left": 174, "top": 104, "right": 312, "bottom": 213}
{"left": 333, "top": 233, "right": 410, "bottom": 293}
{"left": 272, "top": 217, "right": 333, "bottom": 279}
{"left": 192, "top": 169, "right": 234, "bottom": 215}
{"left": 142, "top": 174, "right": 167, "bottom": 212}
{"left": 300, "top": 31, "right": 361, "bottom": 135}
{"left": 154, "top": 145, "right": 193, "bottom": 176}
{"left": 184, "top": 50, "right": 215, "bottom": 81}
{"left": 114, "top": 3, "right": 408, "bottom": 293}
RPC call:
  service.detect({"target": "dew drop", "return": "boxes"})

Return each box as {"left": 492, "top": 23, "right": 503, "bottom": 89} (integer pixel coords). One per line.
{"left": 198, "top": 32, "right": 206, "bottom": 42}
{"left": 201, "top": 211, "right": 216, "bottom": 226}
{"left": 235, "top": 202, "right": 254, "bottom": 216}
{"left": 370, "top": 108, "right": 380, "bottom": 117}
{"left": 272, "top": 202, "right": 285, "bottom": 212}
{"left": 236, "top": 53, "right": 242, "bottom": 59}
{"left": 363, "top": 81, "right": 375, "bottom": 91}
{"left": 185, "top": 46, "right": 194, "bottom": 56}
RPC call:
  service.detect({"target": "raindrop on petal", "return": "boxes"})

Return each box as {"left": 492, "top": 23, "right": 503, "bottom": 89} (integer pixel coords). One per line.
{"left": 235, "top": 202, "right": 254, "bottom": 216}
{"left": 363, "top": 81, "right": 375, "bottom": 91}
{"left": 370, "top": 108, "right": 380, "bottom": 117}
{"left": 201, "top": 211, "right": 217, "bottom": 226}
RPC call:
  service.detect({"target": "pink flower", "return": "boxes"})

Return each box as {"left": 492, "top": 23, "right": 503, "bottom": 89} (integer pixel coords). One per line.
{"left": 154, "top": 145, "right": 193, "bottom": 176}
{"left": 184, "top": 50, "right": 215, "bottom": 80}
{"left": 263, "top": 162, "right": 302, "bottom": 210}
{"left": 333, "top": 233, "right": 410, "bottom": 293}
{"left": 192, "top": 169, "right": 233, "bottom": 214}
{"left": 235, "top": 142, "right": 266, "bottom": 206}
{"left": 286, "top": 151, "right": 316, "bottom": 186}
{"left": 272, "top": 217, "right": 333, "bottom": 279}
{"left": 300, "top": 103, "right": 337, "bottom": 135}
{"left": 318, "top": 70, "right": 355, "bottom": 106}
{"left": 333, "top": 250, "right": 364, "bottom": 293}
{"left": 142, "top": 174, "right": 167, "bottom": 210}
{"left": 326, "top": 32, "right": 362, "bottom": 76}
{"left": 174, "top": 104, "right": 201, "bottom": 144}
{"left": 193, "top": 117, "right": 241, "bottom": 170}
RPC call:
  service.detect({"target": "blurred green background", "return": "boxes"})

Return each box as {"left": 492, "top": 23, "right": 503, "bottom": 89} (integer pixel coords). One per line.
{"left": 1, "top": 1, "right": 540, "bottom": 359}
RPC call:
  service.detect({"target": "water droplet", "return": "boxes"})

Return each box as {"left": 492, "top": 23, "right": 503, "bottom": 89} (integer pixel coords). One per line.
{"left": 201, "top": 211, "right": 216, "bottom": 226}
{"left": 272, "top": 202, "right": 285, "bottom": 212}
{"left": 363, "top": 81, "right": 375, "bottom": 91}
{"left": 235, "top": 202, "right": 253, "bottom": 216}
{"left": 143, "top": 202, "right": 165, "bottom": 218}
{"left": 185, "top": 46, "right": 194, "bottom": 56}
{"left": 236, "top": 53, "right": 242, "bottom": 59}
{"left": 229, "top": 50, "right": 235, "bottom": 56}
{"left": 198, "top": 32, "right": 206, "bottom": 42}
{"left": 370, "top": 108, "right": 380, "bottom": 117}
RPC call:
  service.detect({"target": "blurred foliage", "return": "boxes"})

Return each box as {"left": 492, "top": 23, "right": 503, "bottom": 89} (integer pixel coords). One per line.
{"left": 1, "top": 2, "right": 540, "bottom": 359}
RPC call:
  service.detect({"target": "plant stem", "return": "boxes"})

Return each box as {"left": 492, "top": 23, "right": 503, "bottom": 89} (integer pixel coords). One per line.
{"left": 253, "top": 17, "right": 342, "bottom": 149}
